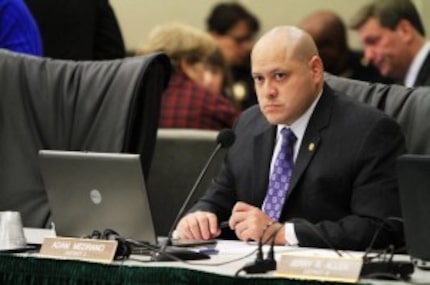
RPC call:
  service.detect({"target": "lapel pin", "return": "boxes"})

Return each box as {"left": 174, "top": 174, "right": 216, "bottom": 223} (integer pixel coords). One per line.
{"left": 308, "top": 142, "right": 315, "bottom": 152}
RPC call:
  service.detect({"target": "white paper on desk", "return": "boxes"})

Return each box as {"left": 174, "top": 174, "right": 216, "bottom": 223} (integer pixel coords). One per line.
{"left": 215, "top": 240, "right": 293, "bottom": 255}
{"left": 23, "top": 227, "right": 56, "bottom": 244}
{"left": 215, "top": 240, "right": 255, "bottom": 254}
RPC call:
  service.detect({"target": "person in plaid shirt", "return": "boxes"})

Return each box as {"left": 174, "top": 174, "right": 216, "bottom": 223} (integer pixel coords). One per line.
{"left": 137, "top": 22, "right": 240, "bottom": 130}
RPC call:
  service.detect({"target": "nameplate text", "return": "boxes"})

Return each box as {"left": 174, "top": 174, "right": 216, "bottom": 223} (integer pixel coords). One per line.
{"left": 39, "top": 237, "right": 117, "bottom": 263}
{"left": 276, "top": 252, "right": 363, "bottom": 283}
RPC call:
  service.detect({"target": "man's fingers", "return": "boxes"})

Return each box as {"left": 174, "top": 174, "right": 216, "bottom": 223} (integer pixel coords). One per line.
{"left": 232, "top": 201, "right": 252, "bottom": 213}
{"left": 208, "top": 214, "right": 220, "bottom": 236}
{"left": 176, "top": 212, "right": 219, "bottom": 240}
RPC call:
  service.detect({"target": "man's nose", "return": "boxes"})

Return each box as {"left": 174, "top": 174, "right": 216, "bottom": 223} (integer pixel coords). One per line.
{"left": 364, "top": 46, "right": 377, "bottom": 63}
{"left": 262, "top": 80, "right": 277, "bottom": 97}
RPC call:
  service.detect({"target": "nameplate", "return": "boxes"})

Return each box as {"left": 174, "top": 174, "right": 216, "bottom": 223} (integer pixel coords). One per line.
{"left": 276, "top": 252, "right": 363, "bottom": 283}
{"left": 39, "top": 237, "right": 117, "bottom": 263}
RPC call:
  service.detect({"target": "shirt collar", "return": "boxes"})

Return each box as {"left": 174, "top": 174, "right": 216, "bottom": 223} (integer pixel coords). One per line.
{"left": 404, "top": 41, "right": 430, "bottom": 87}
{"left": 276, "top": 89, "right": 323, "bottom": 146}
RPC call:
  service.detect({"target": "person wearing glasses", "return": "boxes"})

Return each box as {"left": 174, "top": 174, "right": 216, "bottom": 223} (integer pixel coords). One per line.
{"left": 206, "top": 2, "right": 260, "bottom": 110}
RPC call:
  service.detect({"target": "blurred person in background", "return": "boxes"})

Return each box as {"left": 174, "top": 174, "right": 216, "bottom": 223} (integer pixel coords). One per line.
{"left": 0, "top": 0, "right": 42, "bottom": 56}
{"left": 299, "top": 10, "right": 391, "bottom": 83}
{"left": 137, "top": 22, "right": 240, "bottom": 130}
{"left": 25, "top": 0, "right": 125, "bottom": 60}
{"left": 351, "top": 0, "right": 429, "bottom": 87}
{"left": 204, "top": 48, "right": 237, "bottom": 106}
{"left": 206, "top": 2, "right": 260, "bottom": 110}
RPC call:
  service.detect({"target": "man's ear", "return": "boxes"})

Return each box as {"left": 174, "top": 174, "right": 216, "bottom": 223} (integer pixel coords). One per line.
{"left": 309, "top": 55, "right": 324, "bottom": 82}
{"left": 395, "top": 19, "right": 415, "bottom": 43}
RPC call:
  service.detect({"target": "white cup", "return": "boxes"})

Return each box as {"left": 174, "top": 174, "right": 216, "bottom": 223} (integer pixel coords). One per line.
{"left": 0, "top": 211, "right": 26, "bottom": 250}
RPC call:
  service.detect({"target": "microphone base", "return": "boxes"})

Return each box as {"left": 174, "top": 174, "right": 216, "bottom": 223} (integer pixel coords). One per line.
{"left": 151, "top": 247, "right": 210, "bottom": 261}
{"left": 243, "top": 259, "right": 277, "bottom": 274}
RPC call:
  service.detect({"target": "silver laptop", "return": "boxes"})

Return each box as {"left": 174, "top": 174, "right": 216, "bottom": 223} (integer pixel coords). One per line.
{"left": 38, "top": 150, "right": 157, "bottom": 245}
{"left": 397, "top": 154, "right": 430, "bottom": 268}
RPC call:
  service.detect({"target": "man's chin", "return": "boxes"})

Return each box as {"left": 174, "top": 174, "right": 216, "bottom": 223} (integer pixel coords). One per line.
{"left": 264, "top": 114, "right": 285, "bottom": 125}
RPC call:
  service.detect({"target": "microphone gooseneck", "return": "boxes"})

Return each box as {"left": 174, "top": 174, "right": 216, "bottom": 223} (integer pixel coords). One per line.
{"left": 266, "top": 224, "right": 284, "bottom": 265}
{"left": 152, "top": 129, "right": 236, "bottom": 261}
{"left": 360, "top": 217, "right": 414, "bottom": 281}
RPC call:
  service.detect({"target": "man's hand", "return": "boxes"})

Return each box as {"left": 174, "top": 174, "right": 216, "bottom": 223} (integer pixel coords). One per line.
{"left": 229, "top": 201, "right": 286, "bottom": 244}
{"left": 176, "top": 211, "right": 221, "bottom": 240}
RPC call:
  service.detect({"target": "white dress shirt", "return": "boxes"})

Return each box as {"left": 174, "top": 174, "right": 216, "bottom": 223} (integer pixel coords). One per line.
{"left": 262, "top": 90, "right": 322, "bottom": 246}
{"left": 404, "top": 41, "right": 430, "bottom": 88}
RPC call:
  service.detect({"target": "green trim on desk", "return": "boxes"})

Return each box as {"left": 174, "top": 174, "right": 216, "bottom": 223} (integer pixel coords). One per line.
{"left": 0, "top": 254, "right": 367, "bottom": 285}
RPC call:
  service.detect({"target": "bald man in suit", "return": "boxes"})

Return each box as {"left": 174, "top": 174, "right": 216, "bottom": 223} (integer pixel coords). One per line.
{"left": 176, "top": 26, "right": 405, "bottom": 250}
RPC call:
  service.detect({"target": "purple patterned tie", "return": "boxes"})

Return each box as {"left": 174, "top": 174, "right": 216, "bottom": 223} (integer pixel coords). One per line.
{"left": 263, "top": 128, "right": 296, "bottom": 221}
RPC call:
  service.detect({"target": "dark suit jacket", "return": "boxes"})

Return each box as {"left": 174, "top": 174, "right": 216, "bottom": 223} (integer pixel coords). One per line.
{"left": 191, "top": 84, "right": 406, "bottom": 250}
{"left": 414, "top": 51, "right": 430, "bottom": 87}
{"left": 25, "top": 0, "right": 125, "bottom": 60}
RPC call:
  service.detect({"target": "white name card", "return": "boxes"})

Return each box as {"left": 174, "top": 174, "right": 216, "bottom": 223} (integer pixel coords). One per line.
{"left": 39, "top": 237, "right": 118, "bottom": 263}
{"left": 276, "top": 252, "right": 363, "bottom": 283}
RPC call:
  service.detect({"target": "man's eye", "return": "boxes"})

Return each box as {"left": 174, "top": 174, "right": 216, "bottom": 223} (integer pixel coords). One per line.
{"left": 253, "top": 76, "right": 264, "bottom": 83}
{"left": 274, "top": 73, "right": 285, "bottom": 80}
{"left": 365, "top": 37, "right": 380, "bottom": 45}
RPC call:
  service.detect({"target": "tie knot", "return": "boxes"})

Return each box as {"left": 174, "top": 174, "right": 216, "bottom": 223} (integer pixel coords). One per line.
{"left": 281, "top": 128, "right": 296, "bottom": 145}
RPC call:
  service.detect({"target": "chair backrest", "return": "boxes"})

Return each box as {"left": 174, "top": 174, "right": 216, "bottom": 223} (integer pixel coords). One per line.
{"left": 146, "top": 128, "right": 225, "bottom": 236}
{"left": 0, "top": 49, "right": 170, "bottom": 227}
{"left": 325, "top": 73, "right": 430, "bottom": 154}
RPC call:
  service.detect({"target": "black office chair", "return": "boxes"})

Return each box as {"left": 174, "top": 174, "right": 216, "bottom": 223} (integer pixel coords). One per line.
{"left": 326, "top": 73, "right": 430, "bottom": 154}
{"left": 0, "top": 49, "right": 170, "bottom": 227}
{"left": 147, "top": 128, "right": 225, "bottom": 236}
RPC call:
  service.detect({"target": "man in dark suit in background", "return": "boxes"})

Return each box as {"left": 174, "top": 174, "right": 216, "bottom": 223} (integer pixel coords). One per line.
{"left": 176, "top": 25, "right": 406, "bottom": 250}
{"left": 299, "top": 10, "right": 392, "bottom": 84}
{"left": 351, "top": 0, "right": 430, "bottom": 87}
{"left": 25, "top": 0, "right": 125, "bottom": 60}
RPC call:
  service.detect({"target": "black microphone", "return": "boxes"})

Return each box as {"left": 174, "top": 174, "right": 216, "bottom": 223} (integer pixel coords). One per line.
{"left": 360, "top": 217, "right": 414, "bottom": 281}
{"left": 152, "top": 129, "right": 236, "bottom": 261}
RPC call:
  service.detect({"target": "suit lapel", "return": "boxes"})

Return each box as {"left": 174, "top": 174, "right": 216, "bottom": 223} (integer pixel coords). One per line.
{"left": 286, "top": 85, "right": 334, "bottom": 198}
{"left": 414, "top": 51, "right": 430, "bottom": 86}
{"left": 252, "top": 124, "right": 276, "bottom": 205}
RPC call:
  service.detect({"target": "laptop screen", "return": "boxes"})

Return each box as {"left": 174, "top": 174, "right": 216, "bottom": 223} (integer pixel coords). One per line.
{"left": 397, "top": 154, "right": 430, "bottom": 262}
{"left": 38, "top": 150, "right": 157, "bottom": 245}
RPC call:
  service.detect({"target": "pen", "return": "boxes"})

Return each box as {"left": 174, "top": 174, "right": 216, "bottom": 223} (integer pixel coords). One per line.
{"left": 196, "top": 247, "right": 219, "bottom": 255}
{"left": 219, "top": 221, "right": 229, "bottom": 229}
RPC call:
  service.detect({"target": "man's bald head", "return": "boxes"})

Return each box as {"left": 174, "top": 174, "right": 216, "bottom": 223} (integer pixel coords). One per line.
{"left": 252, "top": 25, "right": 319, "bottom": 64}
{"left": 299, "top": 10, "right": 347, "bottom": 50}
{"left": 251, "top": 26, "right": 324, "bottom": 126}
{"left": 299, "top": 11, "right": 349, "bottom": 74}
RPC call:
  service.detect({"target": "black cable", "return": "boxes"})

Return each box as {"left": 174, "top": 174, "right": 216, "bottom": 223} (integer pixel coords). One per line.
{"left": 293, "top": 218, "right": 344, "bottom": 257}
{"left": 128, "top": 237, "right": 266, "bottom": 268}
